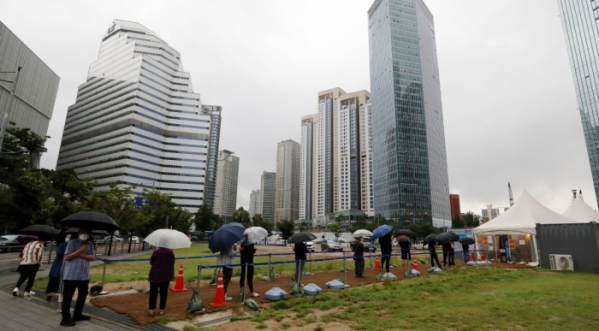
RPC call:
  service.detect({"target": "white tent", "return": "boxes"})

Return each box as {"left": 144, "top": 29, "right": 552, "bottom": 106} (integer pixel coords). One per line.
{"left": 474, "top": 190, "right": 579, "bottom": 265}
{"left": 474, "top": 190, "right": 577, "bottom": 236}
{"left": 562, "top": 195, "right": 599, "bottom": 222}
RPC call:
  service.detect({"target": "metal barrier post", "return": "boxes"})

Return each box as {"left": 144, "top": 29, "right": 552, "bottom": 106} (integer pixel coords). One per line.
{"left": 268, "top": 253, "right": 271, "bottom": 276}
{"left": 47, "top": 242, "right": 54, "bottom": 265}
{"left": 243, "top": 263, "right": 248, "bottom": 302}
{"left": 309, "top": 251, "right": 312, "bottom": 274}
{"left": 197, "top": 265, "right": 202, "bottom": 293}
{"left": 343, "top": 251, "right": 350, "bottom": 288}
{"left": 99, "top": 259, "right": 109, "bottom": 295}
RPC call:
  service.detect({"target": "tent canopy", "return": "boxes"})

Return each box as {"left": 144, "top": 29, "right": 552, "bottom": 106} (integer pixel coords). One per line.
{"left": 562, "top": 196, "right": 599, "bottom": 222}
{"left": 474, "top": 190, "right": 577, "bottom": 236}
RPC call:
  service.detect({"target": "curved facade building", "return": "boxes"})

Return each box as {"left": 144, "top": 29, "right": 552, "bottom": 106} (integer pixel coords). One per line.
{"left": 56, "top": 20, "right": 218, "bottom": 212}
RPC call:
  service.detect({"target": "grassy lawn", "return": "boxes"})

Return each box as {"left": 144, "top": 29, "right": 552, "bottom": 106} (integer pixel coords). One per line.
{"left": 236, "top": 267, "right": 599, "bottom": 331}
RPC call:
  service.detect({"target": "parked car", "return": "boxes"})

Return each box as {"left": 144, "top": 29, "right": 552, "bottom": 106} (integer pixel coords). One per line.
{"left": 321, "top": 239, "right": 343, "bottom": 252}
{"left": 97, "top": 236, "right": 124, "bottom": 244}
{"left": 130, "top": 236, "right": 139, "bottom": 244}
{"left": 306, "top": 241, "right": 315, "bottom": 252}
{"left": 0, "top": 235, "right": 23, "bottom": 253}
{"left": 361, "top": 238, "right": 377, "bottom": 252}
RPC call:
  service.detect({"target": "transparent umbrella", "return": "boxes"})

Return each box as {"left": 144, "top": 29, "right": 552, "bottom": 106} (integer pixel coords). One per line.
{"left": 353, "top": 229, "right": 374, "bottom": 238}
{"left": 144, "top": 229, "right": 191, "bottom": 249}
{"left": 243, "top": 227, "right": 268, "bottom": 244}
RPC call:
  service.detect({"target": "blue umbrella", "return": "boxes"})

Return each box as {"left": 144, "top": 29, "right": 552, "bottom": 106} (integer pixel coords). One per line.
{"left": 371, "top": 224, "right": 393, "bottom": 240}
{"left": 209, "top": 222, "right": 246, "bottom": 253}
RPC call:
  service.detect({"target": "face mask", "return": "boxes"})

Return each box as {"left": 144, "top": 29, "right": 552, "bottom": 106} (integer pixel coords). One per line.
{"left": 79, "top": 234, "right": 89, "bottom": 241}
{"left": 65, "top": 238, "right": 70, "bottom": 243}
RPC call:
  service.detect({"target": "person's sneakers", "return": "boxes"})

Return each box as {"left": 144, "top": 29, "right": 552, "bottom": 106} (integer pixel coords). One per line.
{"left": 224, "top": 295, "right": 232, "bottom": 301}
{"left": 24, "top": 292, "right": 31, "bottom": 300}
{"left": 73, "top": 315, "right": 91, "bottom": 321}
{"left": 12, "top": 287, "right": 18, "bottom": 297}
{"left": 29, "top": 291, "right": 35, "bottom": 295}
{"left": 60, "top": 320, "right": 76, "bottom": 327}
{"left": 57, "top": 308, "right": 62, "bottom": 313}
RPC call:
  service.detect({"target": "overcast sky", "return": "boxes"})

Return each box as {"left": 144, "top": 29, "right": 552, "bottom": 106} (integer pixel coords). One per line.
{"left": 0, "top": 0, "right": 593, "bottom": 216}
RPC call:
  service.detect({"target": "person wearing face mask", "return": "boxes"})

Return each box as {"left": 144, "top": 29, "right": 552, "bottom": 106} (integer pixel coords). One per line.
{"left": 45, "top": 233, "right": 71, "bottom": 311}
{"left": 60, "top": 229, "right": 95, "bottom": 327}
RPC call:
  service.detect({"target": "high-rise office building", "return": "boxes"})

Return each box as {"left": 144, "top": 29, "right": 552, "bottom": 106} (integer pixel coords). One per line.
{"left": 558, "top": 1, "right": 599, "bottom": 207}
{"left": 249, "top": 189, "right": 261, "bottom": 217}
{"left": 0, "top": 21, "right": 60, "bottom": 139}
{"left": 213, "top": 150, "right": 239, "bottom": 221}
{"left": 275, "top": 140, "right": 301, "bottom": 223}
{"left": 300, "top": 89, "right": 374, "bottom": 226}
{"left": 260, "top": 171, "right": 276, "bottom": 223}
{"left": 56, "top": 20, "right": 219, "bottom": 212}
{"left": 201, "top": 105, "right": 222, "bottom": 208}
{"left": 368, "top": 0, "right": 451, "bottom": 227}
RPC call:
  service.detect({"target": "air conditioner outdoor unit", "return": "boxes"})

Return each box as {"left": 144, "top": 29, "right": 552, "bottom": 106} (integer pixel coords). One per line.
{"left": 549, "top": 254, "right": 574, "bottom": 271}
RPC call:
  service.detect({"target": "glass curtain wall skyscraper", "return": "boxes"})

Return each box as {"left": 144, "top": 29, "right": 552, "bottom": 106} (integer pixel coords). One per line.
{"left": 368, "top": 0, "right": 451, "bottom": 227}
{"left": 56, "top": 20, "right": 220, "bottom": 213}
{"left": 558, "top": 1, "right": 599, "bottom": 207}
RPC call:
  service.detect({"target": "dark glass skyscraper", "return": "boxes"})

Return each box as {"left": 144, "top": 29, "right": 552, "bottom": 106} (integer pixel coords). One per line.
{"left": 558, "top": 1, "right": 599, "bottom": 207}
{"left": 368, "top": 0, "right": 450, "bottom": 227}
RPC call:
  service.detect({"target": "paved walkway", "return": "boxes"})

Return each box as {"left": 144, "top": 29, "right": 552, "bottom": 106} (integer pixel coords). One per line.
{"left": 0, "top": 290, "right": 126, "bottom": 331}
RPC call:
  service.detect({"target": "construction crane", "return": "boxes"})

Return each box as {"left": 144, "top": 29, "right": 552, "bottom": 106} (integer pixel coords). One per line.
{"left": 508, "top": 182, "right": 514, "bottom": 207}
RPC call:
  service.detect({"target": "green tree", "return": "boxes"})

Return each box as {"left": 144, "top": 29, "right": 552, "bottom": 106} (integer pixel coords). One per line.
{"left": 328, "top": 223, "right": 343, "bottom": 238}
{"left": 407, "top": 223, "right": 436, "bottom": 240}
{"left": 452, "top": 215, "right": 465, "bottom": 229}
{"left": 374, "top": 213, "right": 387, "bottom": 223}
{"left": 0, "top": 122, "right": 48, "bottom": 185}
{"left": 349, "top": 216, "right": 378, "bottom": 233}
{"left": 277, "top": 219, "right": 295, "bottom": 245}
{"left": 167, "top": 207, "right": 194, "bottom": 234}
{"left": 138, "top": 190, "right": 180, "bottom": 237}
{"left": 212, "top": 215, "right": 224, "bottom": 231}
{"left": 0, "top": 172, "right": 54, "bottom": 232}
{"left": 231, "top": 207, "right": 252, "bottom": 227}
{"left": 194, "top": 204, "right": 220, "bottom": 232}
{"left": 462, "top": 211, "right": 481, "bottom": 228}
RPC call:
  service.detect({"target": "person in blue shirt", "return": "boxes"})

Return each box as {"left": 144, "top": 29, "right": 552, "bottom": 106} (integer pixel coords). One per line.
{"left": 60, "top": 229, "right": 95, "bottom": 327}
{"left": 45, "top": 233, "right": 71, "bottom": 312}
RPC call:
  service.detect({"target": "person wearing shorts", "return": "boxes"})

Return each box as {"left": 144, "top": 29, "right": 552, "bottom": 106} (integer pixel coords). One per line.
{"left": 398, "top": 235, "right": 411, "bottom": 272}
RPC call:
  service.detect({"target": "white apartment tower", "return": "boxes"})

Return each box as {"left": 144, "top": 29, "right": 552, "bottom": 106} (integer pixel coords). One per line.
{"left": 249, "top": 189, "right": 261, "bottom": 217}
{"left": 213, "top": 150, "right": 239, "bottom": 221}
{"left": 56, "top": 20, "right": 219, "bottom": 212}
{"left": 300, "top": 88, "right": 374, "bottom": 225}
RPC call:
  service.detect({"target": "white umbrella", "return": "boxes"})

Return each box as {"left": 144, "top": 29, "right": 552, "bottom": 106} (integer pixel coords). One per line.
{"left": 353, "top": 229, "right": 374, "bottom": 238}
{"left": 144, "top": 229, "right": 191, "bottom": 249}
{"left": 243, "top": 227, "right": 268, "bottom": 244}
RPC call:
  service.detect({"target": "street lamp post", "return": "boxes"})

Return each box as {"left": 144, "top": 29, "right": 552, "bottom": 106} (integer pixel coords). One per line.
{"left": 0, "top": 67, "right": 22, "bottom": 151}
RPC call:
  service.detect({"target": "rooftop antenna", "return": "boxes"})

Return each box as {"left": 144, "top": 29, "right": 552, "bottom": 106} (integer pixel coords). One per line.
{"left": 508, "top": 182, "right": 514, "bottom": 207}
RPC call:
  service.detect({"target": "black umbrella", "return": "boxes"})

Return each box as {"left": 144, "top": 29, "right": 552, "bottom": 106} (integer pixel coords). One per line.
{"left": 459, "top": 237, "right": 475, "bottom": 245}
{"left": 209, "top": 222, "right": 246, "bottom": 253}
{"left": 423, "top": 233, "right": 437, "bottom": 246}
{"left": 395, "top": 229, "right": 415, "bottom": 236}
{"left": 288, "top": 232, "right": 317, "bottom": 244}
{"left": 64, "top": 228, "right": 108, "bottom": 236}
{"left": 435, "top": 233, "right": 453, "bottom": 245}
{"left": 60, "top": 211, "right": 120, "bottom": 231}
{"left": 20, "top": 225, "right": 59, "bottom": 240}
{"left": 449, "top": 232, "right": 459, "bottom": 242}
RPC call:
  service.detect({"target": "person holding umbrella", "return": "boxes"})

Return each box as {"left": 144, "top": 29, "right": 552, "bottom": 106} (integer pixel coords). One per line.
{"left": 60, "top": 228, "right": 95, "bottom": 326}
{"left": 218, "top": 243, "right": 236, "bottom": 301}
{"left": 148, "top": 244, "right": 175, "bottom": 315}
{"left": 398, "top": 235, "right": 411, "bottom": 272}
{"left": 459, "top": 237, "right": 475, "bottom": 264}
{"left": 353, "top": 236, "right": 365, "bottom": 278}
{"left": 287, "top": 232, "right": 317, "bottom": 283}
{"left": 240, "top": 235, "right": 259, "bottom": 297}
{"left": 45, "top": 233, "right": 71, "bottom": 308}
{"left": 13, "top": 236, "right": 46, "bottom": 298}
{"left": 428, "top": 241, "right": 441, "bottom": 268}
{"left": 379, "top": 233, "right": 393, "bottom": 273}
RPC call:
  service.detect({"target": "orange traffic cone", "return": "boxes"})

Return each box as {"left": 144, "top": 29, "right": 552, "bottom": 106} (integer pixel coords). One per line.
{"left": 375, "top": 257, "right": 380, "bottom": 270}
{"left": 413, "top": 257, "right": 420, "bottom": 272}
{"left": 469, "top": 251, "right": 474, "bottom": 261}
{"left": 171, "top": 264, "right": 188, "bottom": 292}
{"left": 210, "top": 273, "right": 230, "bottom": 308}
{"left": 481, "top": 251, "right": 487, "bottom": 262}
